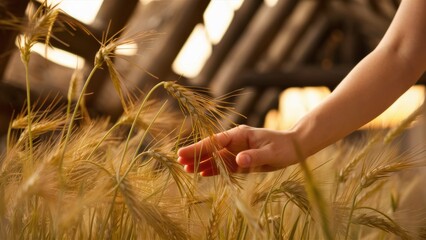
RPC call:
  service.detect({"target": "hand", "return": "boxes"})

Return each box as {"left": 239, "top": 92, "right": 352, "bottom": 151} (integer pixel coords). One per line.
{"left": 177, "top": 125, "right": 301, "bottom": 176}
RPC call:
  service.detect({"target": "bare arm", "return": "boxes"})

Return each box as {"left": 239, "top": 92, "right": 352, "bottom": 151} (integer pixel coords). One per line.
{"left": 292, "top": 0, "right": 426, "bottom": 158}
{"left": 178, "top": 0, "right": 426, "bottom": 175}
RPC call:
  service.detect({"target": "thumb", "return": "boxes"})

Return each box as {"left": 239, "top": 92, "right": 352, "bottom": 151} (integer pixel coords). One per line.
{"left": 236, "top": 148, "right": 274, "bottom": 168}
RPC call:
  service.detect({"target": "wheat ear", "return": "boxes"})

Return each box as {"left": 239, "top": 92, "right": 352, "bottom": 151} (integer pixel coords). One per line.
{"left": 352, "top": 213, "right": 410, "bottom": 239}
{"left": 118, "top": 178, "right": 188, "bottom": 240}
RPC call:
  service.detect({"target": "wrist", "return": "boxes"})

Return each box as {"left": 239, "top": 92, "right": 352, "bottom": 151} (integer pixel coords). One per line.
{"left": 288, "top": 113, "right": 321, "bottom": 159}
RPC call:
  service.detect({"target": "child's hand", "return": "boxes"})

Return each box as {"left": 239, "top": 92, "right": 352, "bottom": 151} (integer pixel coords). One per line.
{"left": 177, "top": 125, "right": 301, "bottom": 176}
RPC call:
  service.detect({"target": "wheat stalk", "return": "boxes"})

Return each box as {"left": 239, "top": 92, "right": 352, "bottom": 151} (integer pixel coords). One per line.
{"left": 291, "top": 137, "right": 334, "bottom": 240}
{"left": 16, "top": 2, "right": 61, "bottom": 164}
{"left": 66, "top": 69, "right": 91, "bottom": 123}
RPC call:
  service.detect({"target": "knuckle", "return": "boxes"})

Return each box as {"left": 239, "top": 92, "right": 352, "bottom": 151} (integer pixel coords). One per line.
{"left": 237, "top": 124, "right": 250, "bottom": 130}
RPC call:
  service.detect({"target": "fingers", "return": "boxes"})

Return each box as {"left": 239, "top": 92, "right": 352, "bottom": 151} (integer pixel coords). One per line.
{"left": 183, "top": 158, "right": 217, "bottom": 173}
{"left": 200, "top": 168, "right": 217, "bottom": 177}
{"left": 180, "top": 150, "right": 279, "bottom": 176}
{"left": 182, "top": 148, "right": 238, "bottom": 174}
{"left": 178, "top": 129, "right": 235, "bottom": 161}
{"left": 177, "top": 139, "right": 215, "bottom": 163}
{"left": 177, "top": 125, "right": 291, "bottom": 176}
{"left": 236, "top": 148, "right": 269, "bottom": 168}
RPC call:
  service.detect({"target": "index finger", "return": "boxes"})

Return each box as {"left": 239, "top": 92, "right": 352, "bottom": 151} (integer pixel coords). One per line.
{"left": 177, "top": 130, "right": 234, "bottom": 160}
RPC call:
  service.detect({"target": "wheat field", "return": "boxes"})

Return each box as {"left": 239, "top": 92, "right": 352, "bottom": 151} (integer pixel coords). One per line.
{"left": 1, "top": 2, "right": 426, "bottom": 239}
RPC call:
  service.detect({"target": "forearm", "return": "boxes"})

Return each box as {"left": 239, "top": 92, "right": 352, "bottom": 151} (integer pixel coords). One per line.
{"left": 291, "top": 47, "right": 424, "bottom": 158}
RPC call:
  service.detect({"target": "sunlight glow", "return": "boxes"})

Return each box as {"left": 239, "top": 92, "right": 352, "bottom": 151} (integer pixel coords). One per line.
{"left": 173, "top": 0, "right": 243, "bottom": 77}
{"left": 264, "top": 0, "right": 279, "bottom": 7}
{"left": 264, "top": 86, "right": 425, "bottom": 130}
{"left": 368, "top": 85, "right": 425, "bottom": 128}
{"left": 172, "top": 24, "right": 212, "bottom": 78}
{"left": 277, "top": 87, "right": 330, "bottom": 130}
{"left": 230, "top": 0, "right": 244, "bottom": 10}
{"left": 115, "top": 42, "right": 138, "bottom": 56}
{"left": 32, "top": 42, "right": 85, "bottom": 69}
{"left": 41, "top": 0, "right": 103, "bottom": 24}
{"left": 32, "top": 1, "right": 101, "bottom": 67}
{"left": 203, "top": 1, "right": 235, "bottom": 44}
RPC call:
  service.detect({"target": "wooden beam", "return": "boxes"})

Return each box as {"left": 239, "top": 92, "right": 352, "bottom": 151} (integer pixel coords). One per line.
{"left": 238, "top": 66, "right": 350, "bottom": 90}
{"left": 330, "top": 1, "right": 390, "bottom": 48}
{"left": 238, "top": 11, "right": 330, "bottom": 125}
{"left": 32, "top": 0, "right": 139, "bottom": 61}
{"left": 30, "top": 0, "right": 141, "bottom": 117}
{"left": 0, "top": 82, "right": 28, "bottom": 134}
{"left": 209, "top": 0, "right": 299, "bottom": 96}
{"left": 237, "top": 66, "right": 426, "bottom": 90}
{"left": 92, "top": 0, "right": 139, "bottom": 36}
{"left": 237, "top": 2, "right": 325, "bottom": 126}
{"left": 367, "top": 0, "right": 398, "bottom": 20}
{"left": 283, "top": 13, "right": 330, "bottom": 67}
{"left": 257, "top": 1, "right": 323, "bottom": 71}
{"left": 135, "top": 0, "right": 209, "bottom": 89}
{"left": 91, "top": 0, "right": 209, "bottom": 117}
{"left": 84, "top": 0, "right": 140, "bottom": 112}
{"left": 191, "top": 0, "right": 263, "bottom": 86}
{"left": 28, "top": 1, "right": 98, "bottom": 61}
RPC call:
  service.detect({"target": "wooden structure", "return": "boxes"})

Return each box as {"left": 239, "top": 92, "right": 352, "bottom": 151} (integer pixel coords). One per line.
{"left": 0, "top": 0, "right": 425, "bottom": 134}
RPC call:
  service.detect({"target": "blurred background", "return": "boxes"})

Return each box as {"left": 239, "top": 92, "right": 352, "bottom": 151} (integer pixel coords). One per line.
{"left": 1, "top": 0, "right": 425, "bottom": 137}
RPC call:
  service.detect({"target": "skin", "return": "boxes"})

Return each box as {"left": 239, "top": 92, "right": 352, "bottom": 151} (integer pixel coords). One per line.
{"left": 178, "top": 0, "right": 426, "bottom": 177}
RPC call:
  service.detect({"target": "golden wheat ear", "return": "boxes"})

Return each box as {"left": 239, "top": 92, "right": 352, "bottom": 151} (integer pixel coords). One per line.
{"left": 143, "top": 148, "right": 194, "bottom": 197}
{"left": 10, "top": 96, "right": 66, "bottom": 146}
{"left": 253, "top": 180, "right": 309, "bottom": 213}
{"left": 164, "top": 81, "right": 241, "bottom": 133}
{"left": 18, "top": 1, "right": 61, "bottom": 63}
{"left": 205, "top": 189, "right": 230, "bottom": 240}
{"left": 351, "top": 213, "right": 410, "bottom": 239}
{"left": 93, "top": 28, "right": 159, "bottom": 113}
{"left": 163, "top": 81, "right": 243, "bottom": 183}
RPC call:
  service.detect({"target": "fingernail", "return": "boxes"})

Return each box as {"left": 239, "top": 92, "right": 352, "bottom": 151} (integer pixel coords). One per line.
{"left": 238, "top": 154, "right": 251, "bottom": 167}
